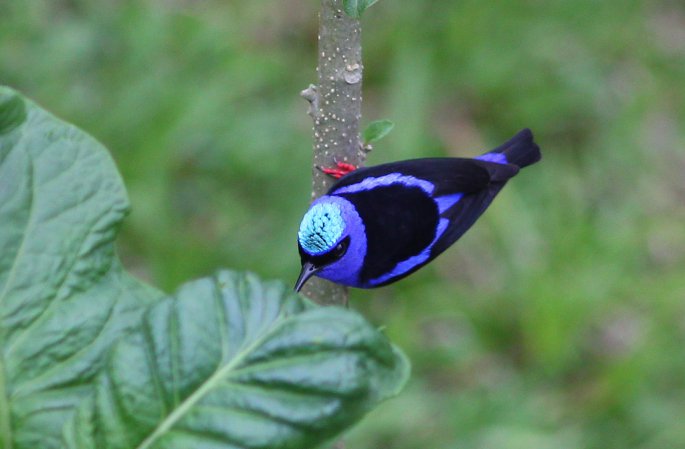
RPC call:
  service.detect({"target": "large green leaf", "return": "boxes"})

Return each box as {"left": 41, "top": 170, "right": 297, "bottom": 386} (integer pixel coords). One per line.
{"left": 0, "top": 86, "right": 409, "bottom": 449}
{"left": 64, "top": 270, "right": 409, "bottom": 449}
{"left": 0, "top": 86, "right": 164, "bottom": 449}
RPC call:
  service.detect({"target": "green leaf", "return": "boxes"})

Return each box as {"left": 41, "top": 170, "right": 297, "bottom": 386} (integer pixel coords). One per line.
{"left": 363, "top": 119, "right": 395, "bottom": 144}
{"left": 64, "top": 270, "right": 409, "bottom": 449}
{"left": 0, "top": 86, "right": 164, "bottom": 449}
{"left": 343, "top": 0, "right": 380, "bottom": 18}
{"left": 1, "top": 86, "right": 409, "bottom": 449}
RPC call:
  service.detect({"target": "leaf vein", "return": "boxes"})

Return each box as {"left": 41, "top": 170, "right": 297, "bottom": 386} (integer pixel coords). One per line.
{"left": 133, "top": 311, "right": 288, "bottom": 449}
{"left": 4, "top": 202, "right": 118, "bottom": 362}
{"left": 0, "top": 134, "right": 31, "bottom": 449}
{"left": 166, "top": 427, "right": 248, "bottom": 449}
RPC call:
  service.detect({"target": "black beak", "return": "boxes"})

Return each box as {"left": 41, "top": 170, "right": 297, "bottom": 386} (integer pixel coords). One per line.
{"left": 294, "top": 261, "right": 320, "bottom": 292}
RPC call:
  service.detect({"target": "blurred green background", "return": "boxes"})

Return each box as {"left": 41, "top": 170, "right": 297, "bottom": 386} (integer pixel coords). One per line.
{"left": 2, "top": 0, "right": 685, "bottom": 447}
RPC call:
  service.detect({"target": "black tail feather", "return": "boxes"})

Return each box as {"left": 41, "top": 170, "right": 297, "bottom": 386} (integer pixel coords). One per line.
{"left": 493, "top": 128, "right": 541, "bottom": 169}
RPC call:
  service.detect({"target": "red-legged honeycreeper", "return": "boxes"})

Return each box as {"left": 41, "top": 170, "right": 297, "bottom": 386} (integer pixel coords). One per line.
{"left": 295, "top": 128, "right": 541, "bottom": 291}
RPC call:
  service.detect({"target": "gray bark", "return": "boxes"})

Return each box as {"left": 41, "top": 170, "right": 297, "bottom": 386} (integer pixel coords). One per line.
{"left": 300, "top": 0, "right": 365, "bottom": 307}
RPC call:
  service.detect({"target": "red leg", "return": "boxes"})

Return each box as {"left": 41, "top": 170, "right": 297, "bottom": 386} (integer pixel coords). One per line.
{"left": 318, "top": 161, "right": 358, "bottom": 179}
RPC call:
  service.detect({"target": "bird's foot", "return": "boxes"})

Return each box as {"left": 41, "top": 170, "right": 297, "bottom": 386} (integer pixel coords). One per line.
{"left": 317, "top": 160, "right": 358, "bottom": 179}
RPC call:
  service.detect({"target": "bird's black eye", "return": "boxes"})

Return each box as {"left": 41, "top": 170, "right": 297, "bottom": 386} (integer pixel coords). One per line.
{"left": 331, "top": 236, "right": 350, "bottom": 259}
{"left": 304, "top": 236, "right": 350, "bottom": 267}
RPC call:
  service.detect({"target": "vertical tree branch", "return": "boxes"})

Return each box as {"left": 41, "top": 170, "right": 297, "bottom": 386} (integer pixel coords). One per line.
{"left": 301, "top": 0, "right": 365, "bottom": 307}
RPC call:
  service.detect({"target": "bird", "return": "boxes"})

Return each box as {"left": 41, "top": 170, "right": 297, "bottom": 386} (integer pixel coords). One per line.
{"left": 294, "top": 128, "right": 541, "bottom": 292}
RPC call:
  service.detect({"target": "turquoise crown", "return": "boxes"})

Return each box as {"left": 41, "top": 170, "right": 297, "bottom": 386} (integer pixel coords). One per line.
{"left": 298, "top": 202, "right": 345, "bottom": 255}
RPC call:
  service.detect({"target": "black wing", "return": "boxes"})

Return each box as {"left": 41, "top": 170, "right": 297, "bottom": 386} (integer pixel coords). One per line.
{"left": 336, "top": 183, "right": 439, "bottom": 285}
{"left": 328, "top": 158, "right": 518, "bottom": 197}
{"left": 429, "top": 181, "right": 508, "bottom": 257}
{"left": 342, "top": 179, "right": 512, "bottom": 287}
{"left": 330, "top": 158, "right": 523, "bottom": 287}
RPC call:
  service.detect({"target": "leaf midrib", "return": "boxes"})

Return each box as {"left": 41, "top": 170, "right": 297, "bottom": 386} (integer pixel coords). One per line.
{"left": 0, "top": 127, "right": 32, "bottom": 449}
{"left": 134, "top": 316, "right": 286, "bottom": 449}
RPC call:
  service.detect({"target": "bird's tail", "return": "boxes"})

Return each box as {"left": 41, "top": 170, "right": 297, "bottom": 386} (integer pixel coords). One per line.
{"left": 483, "top": 128, "right": 541, "bottom": 169}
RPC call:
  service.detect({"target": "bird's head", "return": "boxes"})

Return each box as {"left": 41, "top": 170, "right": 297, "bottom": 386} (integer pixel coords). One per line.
{"left": 294, "top": 196, "right": 366, "bottom": 291}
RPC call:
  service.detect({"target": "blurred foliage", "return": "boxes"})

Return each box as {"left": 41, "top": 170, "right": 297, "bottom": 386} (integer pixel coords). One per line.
{"left": 1, "top": 0, "right": 684, "bottom": 448}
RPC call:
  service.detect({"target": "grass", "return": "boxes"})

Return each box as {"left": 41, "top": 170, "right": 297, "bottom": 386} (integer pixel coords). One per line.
{"left": 2, "top": 0, "right": 684, "bottom": 447}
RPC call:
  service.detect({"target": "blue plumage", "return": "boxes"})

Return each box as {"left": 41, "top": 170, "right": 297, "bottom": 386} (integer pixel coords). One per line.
{"left": 295, "top": 128, "right": 541, "bottom": 292}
